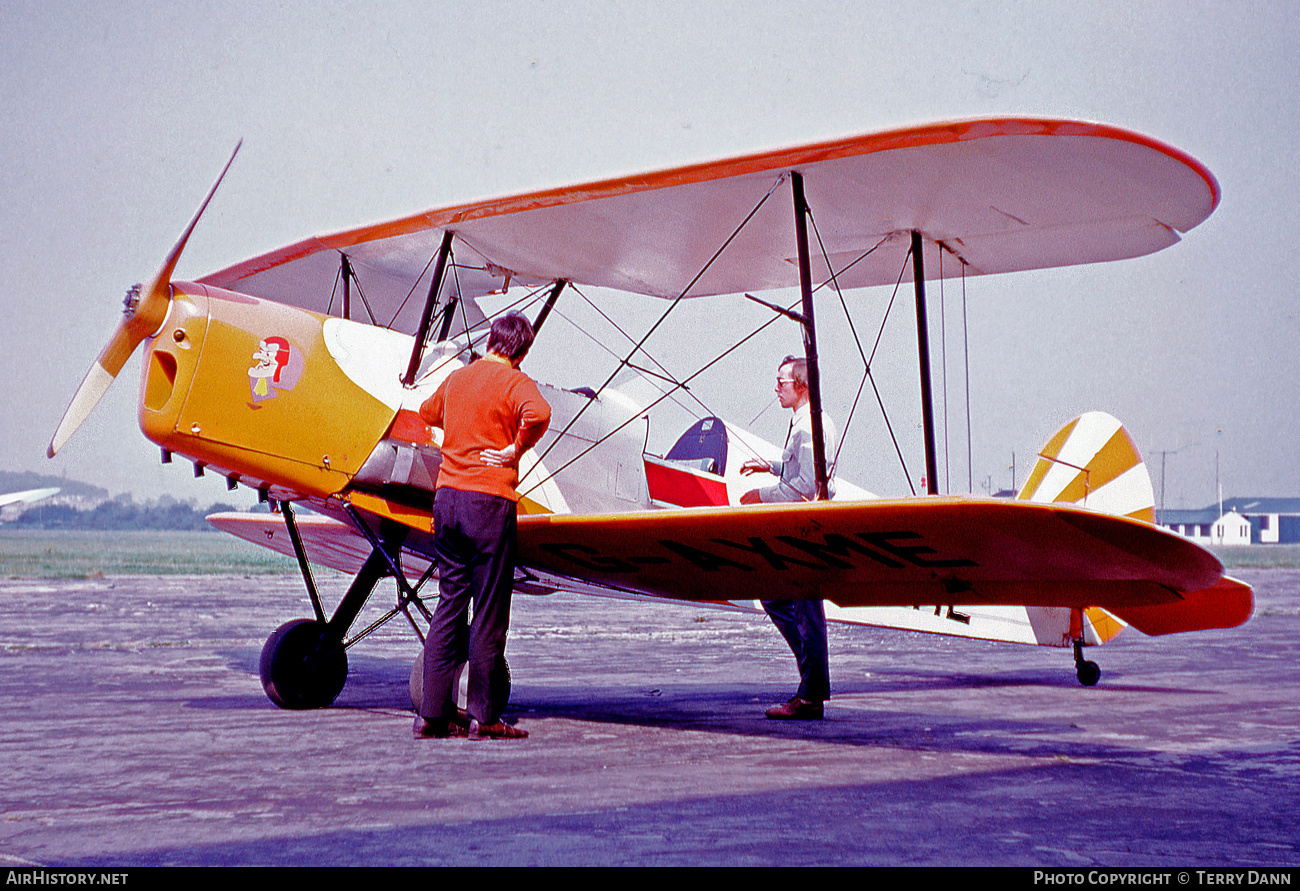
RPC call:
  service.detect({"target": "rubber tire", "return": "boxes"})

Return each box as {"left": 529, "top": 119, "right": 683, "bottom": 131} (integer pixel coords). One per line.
{"left": 260, "top": 619, "right": 348, "bottom": 709}
{"left": 408, "top": 656, "right": 510, "bottom": 713}
{"left": 1076, "top": 660, "right": 1101, "bottom": 687}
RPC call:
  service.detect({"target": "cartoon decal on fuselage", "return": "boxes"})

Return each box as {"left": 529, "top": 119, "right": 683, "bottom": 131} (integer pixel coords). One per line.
{"left": 248, "top": 336, "right": 303, "bottom": 403}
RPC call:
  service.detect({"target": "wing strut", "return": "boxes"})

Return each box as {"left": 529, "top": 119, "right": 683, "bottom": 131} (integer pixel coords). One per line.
{"left": 281, "top": 501, "right": 327, "bottom": 624}
{"left": 532, "top": 278, "right": 567, "bottom": 335}
{"left": 404, "top": 230, "right": 455, "bottom": 386}
{"left": 341, "top": 254, "right": 352, "bottom": 320}
{"left": 912, "top": 231, "right": 939, "bottom": 495}
{"left": 791, "top": 172, "right": 830, "bottom": 501}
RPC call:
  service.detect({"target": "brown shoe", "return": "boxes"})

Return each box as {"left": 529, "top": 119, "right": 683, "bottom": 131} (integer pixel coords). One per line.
{"left": 412, "top": 716, "right": 469, "bottom": 739}
{"left": 765, "top": 696, "right": 824, "bottom": 720}
{"left": 469, "top": 719, "right": 528, "bottom": 740}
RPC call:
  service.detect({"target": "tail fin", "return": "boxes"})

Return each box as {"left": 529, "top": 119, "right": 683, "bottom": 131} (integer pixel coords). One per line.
{"left": 1017, "top": 412, "right": 1156, "bottom": 647}
{"left": 1017, "top": 411, "right": 1155, "bottom": 523}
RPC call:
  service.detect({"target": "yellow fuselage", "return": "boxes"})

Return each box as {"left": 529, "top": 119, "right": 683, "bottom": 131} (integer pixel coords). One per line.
{"left": 139, "top": 283, "right": 399, "bottom": 501}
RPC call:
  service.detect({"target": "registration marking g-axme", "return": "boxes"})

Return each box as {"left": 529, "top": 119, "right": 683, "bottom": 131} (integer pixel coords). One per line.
{"left": 537, "top": 529, "right": 978, "bottom": 574}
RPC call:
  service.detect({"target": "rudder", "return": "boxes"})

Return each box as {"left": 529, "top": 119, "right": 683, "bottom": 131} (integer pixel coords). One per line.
{"left": 1017, "top": 411, "right": 1155, "bottom": 523}
{"left": 1017, "top": 411, "right": 1157, "bottom": 646}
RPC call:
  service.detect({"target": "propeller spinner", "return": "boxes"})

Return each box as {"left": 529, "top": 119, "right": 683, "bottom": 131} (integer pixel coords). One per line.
{"left": 47, "top": 141, "right": 242, "bottom": 458}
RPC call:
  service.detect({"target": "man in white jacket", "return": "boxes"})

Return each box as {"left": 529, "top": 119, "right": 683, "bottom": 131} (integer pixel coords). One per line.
{"left": 739, "top": 355, "right": 834, "bottom": 720}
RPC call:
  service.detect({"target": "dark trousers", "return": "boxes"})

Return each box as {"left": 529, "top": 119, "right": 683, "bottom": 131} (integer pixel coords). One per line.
{"left": 421, "top": 488, "right": 517, "bottom": 725}
{"left": 762, "top": 599, "right": 830, "bottom": 702}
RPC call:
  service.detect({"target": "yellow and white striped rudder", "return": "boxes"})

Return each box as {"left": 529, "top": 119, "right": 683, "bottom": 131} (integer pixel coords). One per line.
{"left": 1017, "top": 412, "right": 1157, "bottom": 645}
{"left": 1017, "top": 412, "right": 1155, "bottom": 524}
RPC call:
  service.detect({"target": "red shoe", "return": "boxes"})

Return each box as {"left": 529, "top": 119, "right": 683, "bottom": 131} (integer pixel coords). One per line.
{"left": 469, "top": 719, "right": 529, "bottom": 740}
{"left": 765, "top": 696, "right": 824, "bottom": 720}
{"left": 412, "top": 715, "right": 469, "bottom": 739}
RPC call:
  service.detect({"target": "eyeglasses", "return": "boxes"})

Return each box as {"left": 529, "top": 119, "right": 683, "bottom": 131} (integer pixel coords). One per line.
{"left": 776, "top": 378, "right": 797, "bottom": 387}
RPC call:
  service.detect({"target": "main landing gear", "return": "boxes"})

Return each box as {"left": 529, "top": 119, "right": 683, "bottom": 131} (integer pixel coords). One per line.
{"left": 258, "top": 501, "right": 435, "bottom": 709}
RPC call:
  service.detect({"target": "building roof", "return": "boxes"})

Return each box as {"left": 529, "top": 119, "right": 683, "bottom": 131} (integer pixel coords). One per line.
{"left": 1157, "top": 497, "right": 1300, "bottom": 526}
{"left": 1220, "top": 497, "right": 1300, "bottom": 515}
{"left": 1158, "top": 508, "right": 1220, "bottom": 525}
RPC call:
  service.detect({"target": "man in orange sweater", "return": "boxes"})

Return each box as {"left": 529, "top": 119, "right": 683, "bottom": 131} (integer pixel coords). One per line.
{"left": 414, "top": 313, "right": 551, "bottom": 739}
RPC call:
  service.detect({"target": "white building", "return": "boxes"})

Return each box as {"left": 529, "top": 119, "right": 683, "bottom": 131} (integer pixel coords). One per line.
{"left": 1159, "top": 497, "right": 1300, "bottom": 545}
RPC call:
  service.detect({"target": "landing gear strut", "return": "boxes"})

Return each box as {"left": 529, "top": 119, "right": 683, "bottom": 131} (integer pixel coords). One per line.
{"left": 258, "top": 501, "right": 432, "bottom": 709}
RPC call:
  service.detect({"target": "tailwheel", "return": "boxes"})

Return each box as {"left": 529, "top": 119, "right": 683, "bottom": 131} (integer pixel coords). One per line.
{"left": 1073, "top": 639, "right": 1101, "bottom": 687}
{"left": 260, "top": 618, "right": 348, "bottom": 709}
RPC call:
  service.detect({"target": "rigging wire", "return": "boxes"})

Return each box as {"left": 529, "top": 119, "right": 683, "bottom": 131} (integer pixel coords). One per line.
{"left": 861, "top": 247, "right": 918, "bottom": 495}
{"left": 805, "top": 226, "right": 917, "bottom": 495}
{"left": 566, "top": 282, "right": 707, "bottom": 418}
{"left": 410, "top": 283, "right": 554, "bottom": 383}
{"left": 326, "top": 264, "right": 341, "bottom": 317}
{"left": 527, "top": 173, "right": 789, "bottom": 474}
{"left": 350, "top": 265, "right": 378, "bottom": 326}
{"left": 521, "top": 224, "right": 916, "bottom": 499}
{"left": 452, "top": 261, "right": 473, "bottom": 343}
{"left": 386, "top": 249, "right": 442, "bottom": 330}
{"left": 517, "top": 298, "right": 794, "bottom": 499}
{"left": 549, "top": 234, "right": 905, "bottom": 475}
{"left": 538, "top": 291, "right": 690, "bottom": 396}
{"left": 962, "top": 260, "right": 973, "bottom": 493}
{"left": 941, "top": 246, "right": 949, "bottom": 494}
{"left": 803, "top": 212, "right": 901, "bottom": 483}
{"left": 748, "top": 395, "right": 780, "bottom": 427}
{"left": 529, "top": 284, "right": 781, "bottom": 475}
{"left": 323, "top": 253, "right": 378, "bottom": 325}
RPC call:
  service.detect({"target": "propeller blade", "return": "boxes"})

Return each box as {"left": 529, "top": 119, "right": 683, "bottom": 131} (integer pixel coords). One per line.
{"left": 141, "top": 138, "right": 243, "bottom": 313}
{"left": 47, "top": 140, "right": 243, "bottom": 457}
{"left": 47, "top": 321, "right": 137, "bottom": 457}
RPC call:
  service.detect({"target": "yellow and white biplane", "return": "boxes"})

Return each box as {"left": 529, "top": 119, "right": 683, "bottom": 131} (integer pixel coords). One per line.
{"left": 49, "top": 118, "right": 1252, "bottom": 709}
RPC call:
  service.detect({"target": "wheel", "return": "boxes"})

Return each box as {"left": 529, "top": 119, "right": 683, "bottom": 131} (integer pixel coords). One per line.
{"left": 260, "top": 619, "right": 348, "bottom": 709}
{"left": 1076, "top": 659, "right": 1101, "bottom": 687}
{"left": 408, "top": 656, "right": 509, "bottom": 712}
{"left": 409, "top": 657, "right": 423, "bottom": 711}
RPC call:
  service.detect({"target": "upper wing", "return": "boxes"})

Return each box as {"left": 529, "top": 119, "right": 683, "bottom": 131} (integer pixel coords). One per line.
{"left": 198, "top": 118, "right": 1218, "bottom": 331}
{"left": 517, "top": 496, "right": 1252, "bottom": 636}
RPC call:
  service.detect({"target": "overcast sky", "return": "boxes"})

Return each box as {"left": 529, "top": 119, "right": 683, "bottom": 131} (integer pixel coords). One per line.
{"left": 4, "top": 1, "right": 1296, "bottom": 509}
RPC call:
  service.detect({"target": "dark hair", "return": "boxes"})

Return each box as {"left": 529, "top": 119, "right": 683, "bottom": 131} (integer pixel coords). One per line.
{"left": 780, "top": 355, "right": 808, "bottom": 391}
{"left": 487, "top": 312, "right": 536, "bottom": 362}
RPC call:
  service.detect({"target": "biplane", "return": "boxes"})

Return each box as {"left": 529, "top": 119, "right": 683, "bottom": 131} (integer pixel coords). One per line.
{"left": 49, "top": 117, "right": 1253, "bottom": 709}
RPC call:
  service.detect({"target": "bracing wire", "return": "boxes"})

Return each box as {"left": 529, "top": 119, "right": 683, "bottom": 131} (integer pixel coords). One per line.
{"left": 804, "top": 212, "right": 919, "bottom": 489}
{"left": 516, "top": 300, "right": 793, "bottom": 499}
{"left": 940, "top": 246, "right": 949, "bottom": 494}
{"left": 351, "top": 267, "right": 378, "bottom": 326}
{"left": 962, "top": 260, "right": 973, "bottom": 493}
{"left": 386, "top": 250, "right": 442, "bottom": 329}
{"left": 529, "top": 279, "right": 800, "bottom": 478}
{"left": 327, "top": 265, "right": 340, "bottom": 317}
{"left": 557, "top": 284, "right": 719, "bottom": 426}
{"left": 527, "top": 174, "right": 788, "bottom": 474}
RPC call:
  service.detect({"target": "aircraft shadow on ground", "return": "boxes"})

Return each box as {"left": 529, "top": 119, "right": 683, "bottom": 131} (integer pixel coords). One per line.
{"left": 190, "top": 647, "right": 1221, "bottom": 765}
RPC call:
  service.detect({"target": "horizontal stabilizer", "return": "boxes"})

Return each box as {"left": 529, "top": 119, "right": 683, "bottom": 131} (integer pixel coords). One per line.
{"left": 1107, "top": 576, "right": 1254, "bottom": 636}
